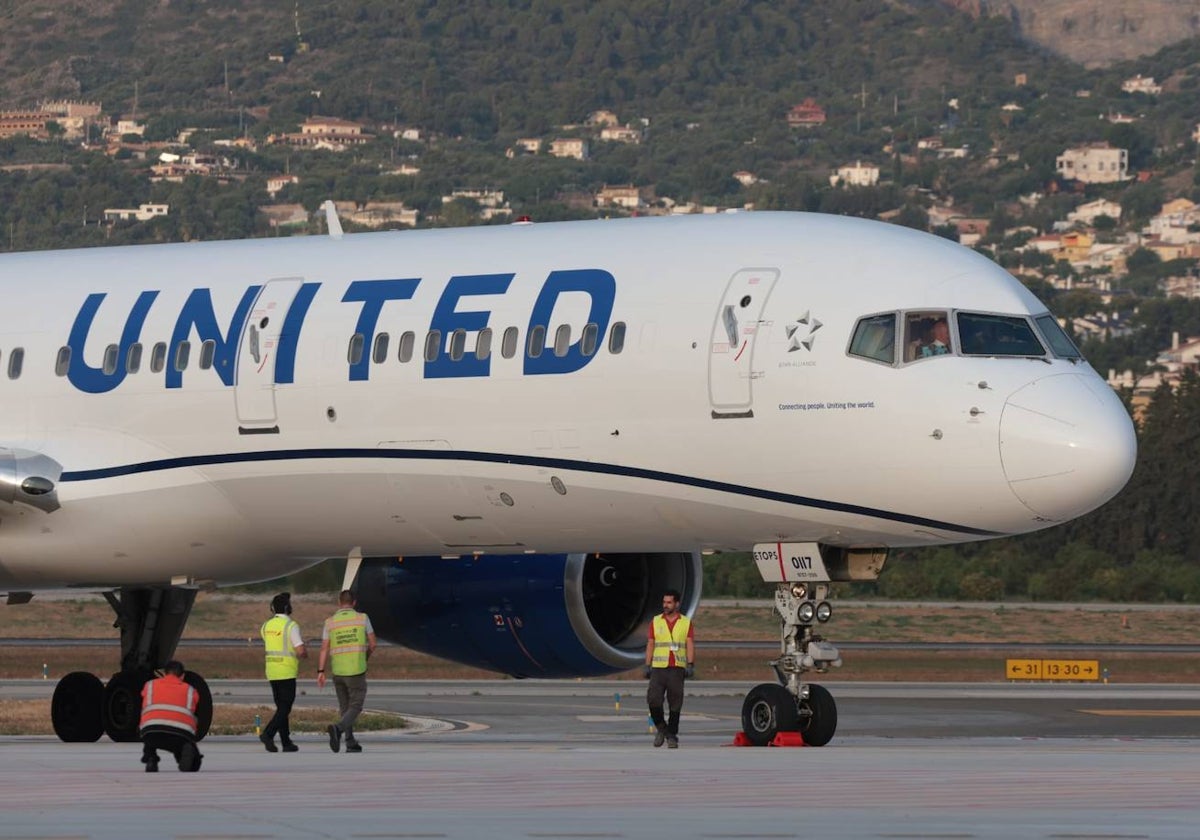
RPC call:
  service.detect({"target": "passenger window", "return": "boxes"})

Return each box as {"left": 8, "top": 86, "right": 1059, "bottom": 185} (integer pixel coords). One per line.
{"left": 475, "top": 328, "right": 493, "bottom": 360}
{"left": 127, "top": 343, "right": 143, "bottom": 374}
{"left": 347, "top": 333, "right": 364, "bottom": 366}
{"left": 174, "top": 341, "right": 191, "bottom": 371}
{"left": 501, "top": 327, "right": 519, "bottom": 359}
{"left": 1034, "top": 314, "right": 1081, "bottom": 360}
{"left": 904, "top": 311, "right": 952, "bottom": 361}
{"left": 957, "top": 312, "right": 1046, "bottom": 357}
{"left": 553, "top": 324, "right": 571, "bottom": 358}
{"left": 55, "top": 346, "right": 71, "bottom": 377}
{"left": 424, "top": 330, "right": 441, "bottom": 362}
{"left": 7, "top": 347, "right": 22, "bottom": 380}
{"left": 449, "top": 329, "right": 467, "bottom": 361}
{"left": 527, "top": 325, "right": 545, "bottom": 359}
{"left": 581, "top": 323, "right": 599, "bottom": 356}
{"left": 848, "top": 314, "right": 896, "bottom": 365}
{"left": 398, "top": 331, "right": 415, "bottom": 363}
{"left": 103, "top": 344, "right": 120, "bottom": 375}
{"left": 150, "top": 342, "right": 167, "bottom": 373}
{"left": 373, "top": 332, "right": 390, "bottom": 364}
{"left": 608, "top": 322, "right": 626, "bottom": 354}
{"left": 199, "top": 339, "right": 216, "bottom": 370}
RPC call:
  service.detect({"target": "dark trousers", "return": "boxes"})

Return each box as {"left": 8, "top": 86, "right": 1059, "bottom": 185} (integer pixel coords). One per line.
{"left": 141, "top": 728, "right": 201, "bottom": 771}
{"left": 647, "top": 667, "right": 686, "bottom": 736}
{"left": 333, "top": 672, "right": 367, "bottom": 744}
{"left": 263, "top": 678, "right": 297, "bottom": 743}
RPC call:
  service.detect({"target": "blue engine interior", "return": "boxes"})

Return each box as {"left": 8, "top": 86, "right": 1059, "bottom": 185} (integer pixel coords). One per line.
{"left": 355, "top": 552, "right": 700, "bottom": 678}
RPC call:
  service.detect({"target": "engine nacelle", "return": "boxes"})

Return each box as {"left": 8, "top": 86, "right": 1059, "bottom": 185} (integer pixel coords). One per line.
{"left": 355, "top": 552, "right": 702, "bottom": 677}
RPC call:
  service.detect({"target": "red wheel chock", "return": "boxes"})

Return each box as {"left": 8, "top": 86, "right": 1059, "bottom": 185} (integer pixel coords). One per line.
{"left": 728, "top": 731, "right": 807, "bottom": 747}
{"left": 770, "top": 731, "right": 806, "bottom": 747}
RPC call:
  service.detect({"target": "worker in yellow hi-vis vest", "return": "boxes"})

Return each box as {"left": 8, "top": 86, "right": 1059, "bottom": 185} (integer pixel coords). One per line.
{"left": 317, "top": 590, "right": 376, "bottom": 753}
{"left": 643, "top": 588, "right": 694, "bottom": 749}
{"left": 259, "top": 592, "right": 307, "bottom": 753}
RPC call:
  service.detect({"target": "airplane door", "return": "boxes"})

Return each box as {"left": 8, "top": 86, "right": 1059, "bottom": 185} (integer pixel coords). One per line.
{"left": 235, "top": 277, "right": 304, "bottom": 434}
{"left": 708, "top": 268, "right": 779, "bottom": 418}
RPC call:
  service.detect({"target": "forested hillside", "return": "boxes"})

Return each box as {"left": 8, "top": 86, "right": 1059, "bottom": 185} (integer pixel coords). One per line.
{"left": 3, "top": 1, "right": 1200, "bottom": 601}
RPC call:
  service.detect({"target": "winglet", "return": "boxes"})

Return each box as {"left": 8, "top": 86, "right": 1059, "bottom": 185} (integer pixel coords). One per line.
{"left": 322, "top": 200, "right": 344, "bottom": 239}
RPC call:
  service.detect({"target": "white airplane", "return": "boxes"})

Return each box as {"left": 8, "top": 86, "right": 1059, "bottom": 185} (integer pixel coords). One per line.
{"left": 0, "top": 210, "right": 1135, "bottom": 746}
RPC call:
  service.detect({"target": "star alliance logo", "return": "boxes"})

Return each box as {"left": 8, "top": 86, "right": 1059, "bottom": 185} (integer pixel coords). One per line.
{"left": 786, "top": 311, "right": 823, "bottom": 352}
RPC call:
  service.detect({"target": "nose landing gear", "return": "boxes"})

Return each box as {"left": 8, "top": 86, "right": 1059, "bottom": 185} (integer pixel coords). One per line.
{"left": 739, "top": 579, "right": 841, "bottom": 746}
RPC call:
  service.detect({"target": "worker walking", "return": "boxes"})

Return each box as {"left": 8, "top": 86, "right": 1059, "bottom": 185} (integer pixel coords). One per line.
{"left": 139, "top": 660, "right": 202, "bottom": 772}
{"left": 644, "top": 588, "right": 694, "bottom": 749}
{"left": 259, "top": 592, "right": 308, "bottom": 752}
{"left": 317, "top": 589, "right": 376, "bottom": 753}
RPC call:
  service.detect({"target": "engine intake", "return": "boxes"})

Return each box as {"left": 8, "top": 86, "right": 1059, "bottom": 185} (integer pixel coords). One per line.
{"left": 355, "top": 552, "right": 701, "bottom": 677}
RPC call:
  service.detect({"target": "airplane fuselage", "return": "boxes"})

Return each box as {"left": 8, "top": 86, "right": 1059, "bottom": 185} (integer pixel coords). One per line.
{"left": 0, "top": 212, "right": 1136, "bottom": 589}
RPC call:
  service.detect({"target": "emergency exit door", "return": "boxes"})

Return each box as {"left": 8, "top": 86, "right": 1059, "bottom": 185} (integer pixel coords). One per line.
{"left": 235, "top": 277, "right": 305, "bottom": 434}
{"left": 707, "top": 268, "right": 779, "bottom": 418}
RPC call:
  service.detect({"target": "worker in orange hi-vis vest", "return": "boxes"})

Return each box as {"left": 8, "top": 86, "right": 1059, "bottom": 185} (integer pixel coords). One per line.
{"left": 139, "top": 660, "right": 202, "bottom": 772}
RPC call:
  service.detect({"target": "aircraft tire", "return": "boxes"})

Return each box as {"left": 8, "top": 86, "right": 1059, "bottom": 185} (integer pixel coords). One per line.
{"left": 798, "top": 683, "right": 838, "bottom": 747}
{"left": 740, "top": 682, "right": 800, "bottom": 746}
{"left": 103, "top": 669, "right": 152, "bottom": 742}
{"left": 51, "top": 671, "right": 105, "bottom": 743}
{"left": 183, "top": 671, "right": 213, "bottom": 741}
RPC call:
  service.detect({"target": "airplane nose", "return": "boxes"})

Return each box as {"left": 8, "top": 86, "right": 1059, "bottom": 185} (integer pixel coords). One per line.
{"left": 999, "top": 373, "right": 1137, "bottom": 521}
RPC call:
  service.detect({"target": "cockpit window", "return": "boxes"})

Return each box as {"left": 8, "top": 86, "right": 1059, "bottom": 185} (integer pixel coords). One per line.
{"left": 957, "top": 312, "right": 1046, "bottom": 357}
{"left": 848, "top": 314, "right": 896, "bottom": 364}
{"left": 904, "top": 311, "right": 952, "bottom": 361}
{"left": 1034, "top": 314, "right": 1082, "bottom": 360}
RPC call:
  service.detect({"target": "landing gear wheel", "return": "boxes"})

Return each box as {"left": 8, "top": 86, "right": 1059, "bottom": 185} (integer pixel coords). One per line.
{"left": 798, "top": 683, "right": 837, "bottom": 747}
{"left": 740, "top": 682, "right": 800, "bottom": 746}
{"left": 51, "top": 672, "right": 105, "bottom": 742}
{"left": 184, "top": 671, "right": 213, "bottom": 741}
{"left": 103, "top": 670, "right": 152, "bottom": 742}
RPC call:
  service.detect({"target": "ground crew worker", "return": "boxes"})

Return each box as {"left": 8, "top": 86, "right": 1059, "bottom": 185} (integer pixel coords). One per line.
{"left": 644, "top": 588, "right": 694, "bottom": 748}
{"left": 259, "top": 591, "right": 307, "bottom": 752}
{"left": 139, "top": 660, "right": 202, "bottom": 772}
{"left": 317, "top": 589, "right": 376, "bottom": 753}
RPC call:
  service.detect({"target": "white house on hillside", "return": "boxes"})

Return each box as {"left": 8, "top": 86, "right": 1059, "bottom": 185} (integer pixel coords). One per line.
{"left": 1056, "top": 144, "right": 1128, "bottom": 184}
{"left": 829, "top": 161, "right": 879, "bottom": 188}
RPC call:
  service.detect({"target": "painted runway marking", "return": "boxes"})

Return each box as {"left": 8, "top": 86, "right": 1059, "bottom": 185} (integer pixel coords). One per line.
{"left": 1078, "top": 709, "right": 1200, "bottom": 717}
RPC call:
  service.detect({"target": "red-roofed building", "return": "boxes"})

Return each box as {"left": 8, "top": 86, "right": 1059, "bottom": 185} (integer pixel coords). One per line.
{"left": 786, "top": 99, "right": 826, "bottom": 128}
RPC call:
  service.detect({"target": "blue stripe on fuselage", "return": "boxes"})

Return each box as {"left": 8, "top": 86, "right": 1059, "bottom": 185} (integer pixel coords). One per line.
{"left": 57, "top": 448, "right": 1002, "bottom": 537}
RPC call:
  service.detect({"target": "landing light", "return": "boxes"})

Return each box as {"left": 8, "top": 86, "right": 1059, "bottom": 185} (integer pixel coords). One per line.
{"left": 798, "top": 601, "right": 816, "bottom": 623}
{"left": 816, "top": 601, "right": 833, "bottom": 623}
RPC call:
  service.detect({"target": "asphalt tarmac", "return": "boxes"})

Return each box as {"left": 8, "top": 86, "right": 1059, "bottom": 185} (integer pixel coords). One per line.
{"left": 2, "top": 679, "right": 1200, "bottom": 839}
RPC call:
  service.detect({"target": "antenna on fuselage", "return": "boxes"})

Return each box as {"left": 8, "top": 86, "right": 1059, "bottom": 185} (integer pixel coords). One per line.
{"left": 322, "top": 199, "right": 343, "bottom": 240}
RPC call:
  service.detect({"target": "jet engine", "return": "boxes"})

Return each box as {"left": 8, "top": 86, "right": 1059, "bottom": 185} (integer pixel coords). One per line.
{"left": 354, "top": 552, "right": 701, "bottom": 677}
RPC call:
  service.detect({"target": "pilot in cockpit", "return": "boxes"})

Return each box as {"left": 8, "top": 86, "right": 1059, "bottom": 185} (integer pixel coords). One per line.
{"left": 920, "top": 318, "right": 952, "bottom": 357}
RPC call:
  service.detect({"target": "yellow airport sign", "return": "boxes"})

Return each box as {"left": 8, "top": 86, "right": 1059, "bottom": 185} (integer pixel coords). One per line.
{"left": 1007, "top": 659, "right": 1042, "bottom": 680}
{"left": 1006, "top": 658, "right": 1100, "bottom": 681}
{"left": 1042, "top": 659, "right": 1100, "bottom": 680}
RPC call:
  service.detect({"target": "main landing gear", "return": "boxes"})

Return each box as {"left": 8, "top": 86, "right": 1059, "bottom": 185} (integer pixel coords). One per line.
{"left": 50, "top": 587, "right": 213, "bottom": 743}
{"left": 740, "top": 581, "right": 841, "bottom": 746}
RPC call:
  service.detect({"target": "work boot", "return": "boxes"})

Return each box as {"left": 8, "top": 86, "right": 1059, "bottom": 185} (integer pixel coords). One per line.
{"left": 259, "top": 733, "right": 278, "bottom": 753}
{"left": 653, "top": 727, "right": 666, "bottom": 748}
{"left": 667, "top": 736, "right": 679, "bottom": 749}
{"left": 280, "top": 740, "right": 299, "bottom": 753}
{"left": 179, "top": 742, "right": 201, "bottom": 772}
{"left": 327, "top": 724, "right": 342, "bottom": 753}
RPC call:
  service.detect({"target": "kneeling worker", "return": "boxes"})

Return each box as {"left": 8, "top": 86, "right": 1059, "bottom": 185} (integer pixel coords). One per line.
{"left": 139, "top": 660, "right": 202, "bottom": 772}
